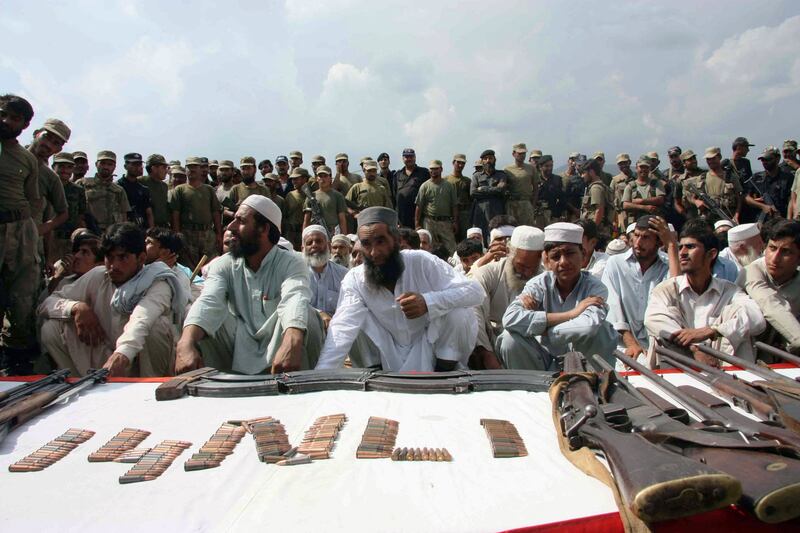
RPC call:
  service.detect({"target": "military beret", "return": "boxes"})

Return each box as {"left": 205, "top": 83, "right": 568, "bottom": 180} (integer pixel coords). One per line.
{"left": 97, "top": 150, "right": 117, "bottom": 162}
{"left": 53, "top": 152, "right": 74, "bottom": 164}
{"left": 240, "top": 156, "right": 256, "bottom": 167}
{"left": 72, "top": 151, "right": 88, "bottom": 161}
{"left": 146, "top": 154, "right": 168, "bottom": 165}
{"left": 42, "top": 118, "right": 71, "bottom": 143}
{"left": 124, "top": 152, "right": 143, "bottom": 163}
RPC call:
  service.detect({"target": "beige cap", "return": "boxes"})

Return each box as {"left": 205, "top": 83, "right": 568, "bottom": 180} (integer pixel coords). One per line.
{"left": 311, "top": 154, "right": 325, "bottom": 163}
{"left": 171, "top": 166, "right": 187, "bottom": 175}
{"left": 512, "top": 143, "right": 527, "bottom": 153}
{"left": 185, "top": 156, "right": 203, "bottom": 166}
{"left": 360, "top": 156, "right": 374, "bottom": 164}
{"left": 218, "top": 160, "right": 235, "bottom": 169}
{"left": 146, "top": 154, "right": 167, "bottom": 165}
{"left": 704, "top": 147, "right": 721, "bottom": 159}
{"left": 290, "top": 167, "right": 310, "bottom": 179}
{"left": 452, "top": 153, "right": 467, "bottom": 163}
{"left": 568, "top": 151, "right": 580, "bottom": 159}
{"left": 474, "top": 159, "right": 484, "bottom": 166}
{"left": 616, "top": 153, "right": 631, "bottom": 164}
{"left": 680, "top": 149, "right": 697, "bottom": 161}
{"left": 240, "top": 156, "right": 256, "bottom": 167}
{"left": 72, "top": 150, "right": 88, "bottom": 160}
{"left": 97, "top": 150, "right": 117, "bottom": 162}
{"left": 316, "top": 165, "right": 332, "bottom": 176}
{"left": 289, "top": 150, "right": 303, "bottom": 159}
{"left": 428, "top": 159, "right": 443, "bottom": 169}
{"left": 209, "top": 159, "right": 219, "bottom": 167}
{"left": 363, "top": 160, "right": 378, "bottom": 170}
{"left": 335, "top": 153, "right": 348, "bottom": 162}
{"left": 53, "top": 152, "right": 75, "bottom": 164}
{"left": 42, "top": 118, "right": 71, "bottom": 142}
{"left": 529, "top": 149, "right": 543, "bottom": 158}
{"left": 646, "top": 151, "right": 659, "bottom": 160}
{"left": 592, "top": 151, "right": 605, "bottom": 160}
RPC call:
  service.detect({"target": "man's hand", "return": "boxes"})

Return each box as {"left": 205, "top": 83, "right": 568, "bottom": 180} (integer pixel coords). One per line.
{"left": 72, "top": 302, "right": 105, "bottom": 346}
{"left": 624, "top": 344, "right": 644, "bottom": 359}
{"left": 644, "top": 205, "right": 658, "bottom": 213}
{"left": 53, "top": 255, "right": 74, "bottom": 279}
{"left": 572, "top": 295, "right": 605, "bottom": 317}
{"left": 474, "top": 241, "right": 508, "bottom": 268}
{"left": 272, "top": 327, "right": 304, "bottom": 373}
{"left": 396, "top": 292, "right": 428, "bottom": 319}
{"left": 175, "top": 339, "right": 204, "bottom": 374}
{"left": 103, "top": 352, "right": 131, "bottom": 377}
{"left": 319, "top": 311, "right": 332, "bottom": 330}
{"left": 649, "top": 216, "right": 674, "bottom": 246}
{"left": 518, "top": 293, "right": 539, "bottom": 311}
{"left": 671, "top": 327, "right": 716, "bottom": 347}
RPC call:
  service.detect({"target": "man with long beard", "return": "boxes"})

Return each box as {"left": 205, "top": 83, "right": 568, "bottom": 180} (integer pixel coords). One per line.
{"left": 176, "top": 195, "right": 324, "bottom": 374}
{"left": 471, "top": 226, "right": 544, "bottom": 369}
{"left": 315, "top": 206, "right": 484, "bottom": 371}
{"left": 303, "top": 225, "right": 348, "bottom": 326}
{"left": 330, "top": 234, "right": 352, "bottom": 268}
{"left": 718, "top": 223, "right": 764, "bottom": 274}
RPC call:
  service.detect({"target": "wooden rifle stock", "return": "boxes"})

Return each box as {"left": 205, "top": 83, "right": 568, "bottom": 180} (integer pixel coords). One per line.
{"left": 0, "top": 369, "right": 70, "bottom": 406}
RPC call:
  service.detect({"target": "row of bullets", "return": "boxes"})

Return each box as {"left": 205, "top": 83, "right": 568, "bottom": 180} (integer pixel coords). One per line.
{"left": 245, "top": 417, "right": 292, "bottom": 463}
{"left": 184, "top": 422, "right": 247, "bottom": 471}
{"left": 9, "top": 429, "right": 95, "bottom": 472}
{"left": 356, "top": 417, "right": 398, "bottom": 459}
{"left": 391, "top": 447, "right": 452, "bottom": 462}
{"left": 88, "top": 428, "right": 151, "bottom": 462}
{"left": 296, "top": 414, "right": 347, "bottom": 460}
{"left": 480, "top": 419, "right": 528, "bottom": 458}
{"left": 118, "top": 440, "right": 192, "bottom": 484}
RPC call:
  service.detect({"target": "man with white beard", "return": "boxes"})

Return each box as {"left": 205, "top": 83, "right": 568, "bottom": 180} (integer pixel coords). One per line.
{"left": 303, "top": 225, "right": 348, "bottom": 327}
{"left": 718, "top": 223, "right": 764, "bottom": 274}
{"left": 330, "top": 234, "right": 352, "bottom": 268}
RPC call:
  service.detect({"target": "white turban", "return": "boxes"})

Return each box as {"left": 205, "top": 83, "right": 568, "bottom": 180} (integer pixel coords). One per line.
{"left": 302, "top": 224, "right": 328, "bottom": 241}
{"left": 241, "top": 195, "right": 282, "bottom": 230}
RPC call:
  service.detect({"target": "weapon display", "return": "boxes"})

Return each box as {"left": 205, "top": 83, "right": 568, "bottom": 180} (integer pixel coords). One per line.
{"left": 296, "top": 414, "right": 347, "bottom": 460}
{"left": 481, "top": 419, "right": 527, "bottom": 458}
{"left": 301, "top": 182, "right": 326, "bottom": 227}
{"left": 184, "top": 422, "right": 247, "bottom": 471}
{"left": 0, "top": 368, "right": 108, "bottom": 444}
{"left": 756, "top": 342, "right": 800, "bottom": 367}
{"left": 9, "top": 429, "right": 95, "bottom": 473}
{"left": 119, "top": 440, "right": 192, "bottom": 484}
{"left": 88, "top": 428, "right": 151, "bottom": 462}
{"left": 357, "top": 417, "right": 398, "bottom": 459}
{"left": 685, "top": 181, "right": 736, "bottom": 223}
{"left": 693, "top": 344, "right": 800, "bottom": 390}
{"left": 391, "top": 447, "right": 452, "bottom": 461}
{"left": 0, "top": 369, "right": 70, "bottom": 407}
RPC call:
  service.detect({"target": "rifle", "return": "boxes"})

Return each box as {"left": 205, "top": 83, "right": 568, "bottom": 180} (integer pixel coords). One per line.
{"left": 300, "top": 183, "right": 326, "bottom": 227}
{"left": 558, "top": 352, "right": 740, "bottom": 522}
{"left": 742, "top": 173, "right": 776, "bottom": 224}
{"left": 586, "top": 353, "right": 800, "bottom": 523}
{"left": 693, "top": 344, "right": 800, "bottom": 390}
{"left": 685, "top": 181, "right": 736, "bottom": 223}
{"left": 756, "top": 342, "right": 800, "bottom": 367}
{"left": 0, "top": 369, "right": 70, "bottom": 408}
{"left": 0, "top": 368, "right": 108, "bottom": 443}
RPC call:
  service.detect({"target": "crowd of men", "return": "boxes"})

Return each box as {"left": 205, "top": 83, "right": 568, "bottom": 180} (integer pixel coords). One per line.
{"left": 1, "top": 93, "right": 799, "bottom": 377}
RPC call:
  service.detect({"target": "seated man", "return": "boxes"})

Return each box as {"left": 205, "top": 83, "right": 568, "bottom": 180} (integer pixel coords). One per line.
{"left": 718, "top": 222, "right": 764, "bottom": 273}
{"left": 417, "top": 228, "right": 433, "bottom": 251}
{"left": 739, "top": 219, "right": 800, "bottom": 356}
{"left": 315, "top": 207, "right": 484, "bottom": 371}
{"left": 45, "top": 231, "right": 103, "bottom": 295}
{"left": 454, "top": 238, "right": 484, "bottom": 275}
{"left": 175, "top": 196, "right": 324, "bottom": 375}
{"left": 302, "top": 225, "right": 348, "bottom": 325}
{"left": 602, "top": 215, "right": 678, "bottom": 363}
{"left": 471, "top": 226, "right": 544, "bottom": 369}
{"left": 645, "top": 220, "right": 765, "bottom": 366}
{"left": 39, "top": 223, "right": 188, "bottom": 377}
{"left": 330, "top": 233, "right": 352, "bottom": 268}
{"left": 497, "top": 223, "right": 617, "bottom": 370}
{"left": 398, "top": 227, "right": 420, "bottom": 250}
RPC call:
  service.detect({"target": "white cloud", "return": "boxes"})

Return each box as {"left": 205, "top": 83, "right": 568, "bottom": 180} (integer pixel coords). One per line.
{"left": 403, "top": 87, "right": 456, "bottom": 153}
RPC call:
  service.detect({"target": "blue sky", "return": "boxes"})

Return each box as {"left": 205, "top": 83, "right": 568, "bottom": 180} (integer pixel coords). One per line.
{"left": 2, "top": 0, "right": 798, "bottom": 171}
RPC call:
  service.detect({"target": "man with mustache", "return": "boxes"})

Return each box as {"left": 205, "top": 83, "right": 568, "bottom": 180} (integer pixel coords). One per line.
{"left": 315, "top": 206, "right": 483, "bottom": 371}
{"left": 718, "top": 223, "right": 764, "bottom": 274}
{"left": 471, "top": 226, "right": 544, "bottom": 370}
{"left": 303, "top": 225, "right": 348, "bottom": 327}
{"left": 330, "top": 234, "right": 352, "bottom": 268}
{"left": 176, "top": 195, "right": 324, "bottom": 375}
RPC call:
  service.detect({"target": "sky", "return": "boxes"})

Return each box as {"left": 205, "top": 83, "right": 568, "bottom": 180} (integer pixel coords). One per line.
{"left": 2, "top": 0, "right": 799, "bottom": 171}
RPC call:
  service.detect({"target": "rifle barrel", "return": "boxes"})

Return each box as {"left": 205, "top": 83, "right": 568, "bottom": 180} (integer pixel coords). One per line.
{"left": 755, "top": 342, "right": 800, "bottom": 367}
{"left": 0, "top": 369, "right": 71, "bottom": 406}
{"left": 695, "top": 344, "right": 800, "bottom": 387}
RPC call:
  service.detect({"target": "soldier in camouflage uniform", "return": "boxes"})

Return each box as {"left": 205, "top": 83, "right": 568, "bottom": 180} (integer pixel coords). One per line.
{"left": 683, "top": 147, "right": 742, "bottom": 222}
{"left": 592, "top": 151, "right": 614, "bottom": 186}
{"left": 579, "top": 158, "right": 614, "bottom": 242}
{"left": 503, "top": 143, "right": 538, "bottom": 226}
{"left": 674, "top": 150, "right": 705, "bottom": 219}
{"left": 534, "top": 155, "right": 565, "bottom": 228}
{"left": 283, "top": 168, "right": 309, "bottom": 250}
{"left": 445, "top": 153, "right": 472, "bottom": 240}
{"left": 415, "top": 159, "right": 458, "bottom": 255}
{"left": 230, "top": 156, "right": 270, "bottom": 208}
{"left": 622, "top": 156, "right": 666, "bottom": 227}
{"left": 51, "top": 152, "right": 86, "bottom": 262}
{"left": 139, "top": 154, "right": 170, "bottom": 228}
{"left": 345, "top": 160, "right": 392, "bottom": 214}
{"left": 609, "top": 153, "right": 635, "bottom": 232}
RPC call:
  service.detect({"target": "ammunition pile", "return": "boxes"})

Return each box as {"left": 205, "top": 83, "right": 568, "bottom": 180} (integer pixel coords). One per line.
{"left": 113, "top": 448, "right": 151, "bottom": 463}
{"left": 481, "top": 419, "right": 528, "bottom": 458}
{"left": 246, "top": 417, "right": 292, "bottom": 463}
{"left": 356, "top": 416, "right": 398, "bottom": 458}
{"left": 8, "top": 428, "right": 95, "bottom": 472}
{"left": 390, "top": 447, "right": 452, "bottom": 461}
{"left": 184, "top": 422, "right": 247, "bottom": 471}
{"left": 296, "top": 413, "right": 347, "bottom": 460}
{"left": 118, "top": 440, "right": 192, "bottom": 484}
{"left": 88, "top": 428, "right": 151, "bottom": 462}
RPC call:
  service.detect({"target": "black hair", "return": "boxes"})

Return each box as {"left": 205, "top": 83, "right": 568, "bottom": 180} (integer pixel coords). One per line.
{"left": 679, "top": 219, "right": 719, "bottom": 252}
{"left": 580, "top": 159, "right": 601, "bottom": 175}
{"left": 398, "top": 227, "right": 420, "bottom": 249}
{"left": 0, "top": 94, "right": 34, "bottom": 122}
{"left": 456, "top": 238, "right": 484, "bottom": 258}
{"left": 146, "top": 227, "right": 184, "bottom": 254}
{"left": 575, "top": 219, "right": 598, "bottom": 241}
{"left": 543, "top": 241, "right": 583, "bottom": 254}
{"left": 72, "top": 233, "right": 102, "bottom": 261}
{"left": 258, "top": 159, "right": 272, "bottom": 170}
{"left": 101, "top": 223, "right": 146, "bottom": 256}
{"left": 488, "top": 215, "right": 518, "bottom": 230}
{"left": 431, "top": 244, "right": 450, "bottom": 261}
{"left": 767, "top": 218, "right": 800, "bottom": 248}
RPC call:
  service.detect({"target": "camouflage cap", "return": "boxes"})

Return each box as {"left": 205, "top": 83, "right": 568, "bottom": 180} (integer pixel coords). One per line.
{"left": 592, "top": 151, "right": 605, "bottom": 160}
{"left": 703, "top": 146, "right": 721, "bottom": 159}
{"left": 97, "top": 150, "right": 117, "bottom": 162}
{"left": 290, "top": 167, "right": 310, "bottom": 179}
{"left": 474, "top": 159, "right": 484, "bottom": 166}
{"left": 240, "top": 156, "right": 256, "bottom": 167}
{"left": 311, "top": 154, "right": 325, "bottom": 163}
{"left": 199, "top": 157, "right": 209, "bottom": 165}
{"left": 72, "top": 150, "right": 88, "bottom": 161}
{"left": 53, "top": 152, "right": 75, "bottom": 164}
{"left": 185, "top": 156, "right": 203, "bottom": 166}
{"left": 363, "top": 160, "right": 378, "bottom": 170}
{"left": 680, "top": 149, "right": 697, "bottom": 161}
{"left": 42, "top": 118, "right": 71, "bottom": 142}
{"left": 316, "top": 165, "right": 332, "bottom": 176}
{"left": 124, "top": 152, "right": 143, "bottom": 163}
{"left": 171, "top": 166, "right": 187, "bottom": 175}
{"left": 262, "top": 173, "right": 277, "bottom": 181}
{"left": 636, "top": 155, "right": 651, "bottom": 167}
{"left": 218, "top": 160, "right": 235, "bottom": 169}
{"left": 289, "top": 150, "right": 303, "bottom": 159}
{"left": 209, "top": 159, "right": 219, "bottom": 167}
{"left": 646, "top": 151, "right": 659, "bottom": 161}
{"left": 783, "top": 139, "right": 798, "bottom": 151}
{"left": 146, "top": 154, "right": 168, "bottom": 165}
{"left": 360, "top": 156, "right": 374, "bottom": 164}
{"left": 168, "top": 160, "right": 181, "bottom": 166}
{"left": 428, "top": 159, "right": 443, "bottom": 169}
{"left": 529, "top": 149, "right": 543, "bottom": 158}
{"left": 335, "top": 153, "right": 349, "bottom": 162}
{"left": 758, "top": 146, "right": 780, "bottom": 160}
{"left": 568, "top": 151, "right": 580, "bottom": 159}
{"left": 539, "top": 154, "right": 553, "bottom": 164}
{"left": 452, "top": 153, "right": 467, "bottom": 163}
{"left": 615, "top": 153, "right": 631, "bottom": 164}
{"left": 512, "top": 143, "right": 527, "bottom": 153}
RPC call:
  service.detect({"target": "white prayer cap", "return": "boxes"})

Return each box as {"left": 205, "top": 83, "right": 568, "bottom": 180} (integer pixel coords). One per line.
{"left": 509, "top": 225, "right": 544, "bottom": 251}
{"left": 302, "top": 224, "right": 328, "bottom": 241}
{"left": 241, "top": 195, "right": 281, "bottom": 230}
{"left": 714, "top": 219, "right": 735, "bottom": 231}
{"left": 544, "top": 222, "right": 583, "bottom": 245}
{"left": 490, "top": 225, "right": 515, "bottom": 242}
{"left": 728, "top": 223, "right": 760, "bottom": 243}
{"left": 347, "top": 234, "right": 358, "bottom": 243}
{"left": 417, "top": 229, "right": 432, "bottom": 241}
{"left": 331, "top": 234, "right": 351, "bottom": 247}
{"left": 606, "top": 239, "right": 629, "bottom": 256}
{"left": 466, "top": 227, "right": 483, "bottom": 239}
{"left": 626, "top": 223, "right": 636, "bottom": 234}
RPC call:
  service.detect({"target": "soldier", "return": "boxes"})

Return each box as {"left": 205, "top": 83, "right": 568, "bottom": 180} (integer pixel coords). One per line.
{"left": 445, "top": 153, "right": 472, "bottom": 240}
{"left": 503, "top": 143, "right": 538, "bottom": 226}
{"left": 230, "top": 156, "right": 270, "bottom": 209}
{"left": 474, "top": 159, "right": 483, "bottom": 174}
{"left": 535, "top": 155, "right": 565, "bottom": 228}
{"left": 684, "top": 147, "right": 742, "bottom": 223}
{"left": 289, "top": 150, "right": 303, "bottom": 171}
{"left": 332, "top": 153, "right": 361, "bottom": 196}
{"left": 310, "top": 155, "right": 325, "bottom": 176}
{"left": 274, "top": 155, "right": 293, "bottom": 197}
{"left": 377, "top": 152, "right": 396, "bottom": 200}
{"left": 71, "top": 150, "right": 89, "bottom": 182}
{"left": 169, "top": 156, "right": 222, "bottom": 269}
{"left": 528, "top": 149, "right": 542, "bottom": 169}
{"left": 743, "top": 146, "right": 794, "bottom": 222}
{"left": 730, "top": 136, "right": 754, "bottom": 186}
{"left": 395, "top": 148, "right": 430, "bottom": 228}
{"left": 283, "top": 168, "right": 308, "bottom": 249}
{"left": 780, "top": 140, "right": 798, "bottom": 175}
{"left": 258, "top": 159, "right": 274, "bottom": 182}
{"left": 345, "top": 160, "right": 392, "bottom": 215}
{"left": 139, "top": 154, "right": 170, "bottom": 228}
{"left": 470, "top": 150, "right": 508, "bottom": 244}
{"left": 661, "top": 146, "right": 685, "bottom": 231}
{"left": 261, "top": 172, "right": 285, "bottom": 216}
{"left": 117, "top": 153, "right": 153, "bottom": 228}
{"left": 610, "top": 153, "right": 635, "bottom": 232}
{"left": 415, "top": 160, "right": 458, "bottom": 255}
{"left": 170, "top": 165, "right": 187, "bottom": 189}
{"left": 621, "top": 156, "right": 666, "bottom": 227}
{"left": 79, "top": 151, "right": 131, "bottom": 233}
{"left": 591, "top": 151, "right": 614, "bottom": 185}
{"left": 51, "top": 152, "right": 86, "bottom": 262}
{"left": 665, "top": 146, "right": 685, "bottom": 181}
{"left": 0, "top": 94, "right": 41, "bottom": 374}
{"left": 304, "top": 166, "right": 347, "bottom": 238}
{"left": 216, "top": 160, "right": 237, "bottom": 222}
{"left": 580, "top": 158, "right": 614, "bottom": 242}
{"left": 563, "top": 153, "right": 587, "bottom": 222}
{"left": 208, "top": 159, "right": 219, "bottom": 185}
{"left": 673, "top": 150, "right": 705, "bottom": 219}
{"left": 647, "top": 151, "right": 665, "bottom": 181}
